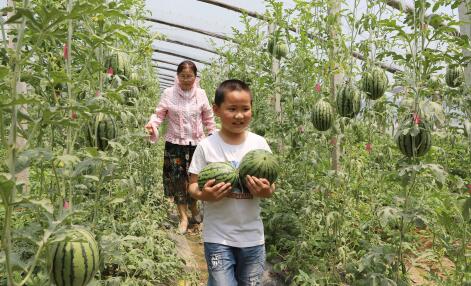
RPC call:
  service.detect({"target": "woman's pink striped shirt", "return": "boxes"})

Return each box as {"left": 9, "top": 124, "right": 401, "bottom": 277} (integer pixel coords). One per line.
{"left": 147, "top": 85, "right": 216, "bottom": 146}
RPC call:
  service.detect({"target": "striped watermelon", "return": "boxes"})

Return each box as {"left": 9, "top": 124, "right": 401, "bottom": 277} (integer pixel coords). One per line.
{"left": 311, "top": 100, "right": 334, "bottom": 131}
{"left": 86, "top": 113, "right": 117, "bottom": 151}
{"left": 239, "top": 149, "right": 279, "bottom": 189}
{"left": 267, "top": 37, "right": 288, "bottom": 60}
{"left": 445, "top": 65, "right": 464, "bottom": 88}
{"left": 105, "top": 52, "right": 131, "bottom": 79}
{"left": 48, "top": 227, "right": 100, "bottom": 286}
{"left": 396, "top": 115, "right": 432, "bottom": 157}
{"left": 122, "top": 85, "right": 139, "bottom": 106}
{"left": 336, "top": 83, "right": 361, "bottom": 118}
{"left": 198, "top": 162, "right": 239, "bottom": 189}
{"left": 361, "top": 67, "right": 388, "bottom": 100}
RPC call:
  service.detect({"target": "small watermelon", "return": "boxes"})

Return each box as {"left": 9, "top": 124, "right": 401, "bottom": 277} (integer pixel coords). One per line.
{"left": 361, "top": 67, "right": 388, "bottom": 100}
{"left": 86, "top": 113, "right": 117, "bottom": 151}
{"left": 336, "top": 83, "right": 361, "bottom": 118}
{"left": 311, "top": 100, "right": 334, "bottom": 131}
{"left": 239, "top": 149, "right": 279, "bottom": 190}
{"left": 48, "top": 227, "right": 100, "bottom": 286}
{"left": 445, "top": 65, "right": 464, "bottom": 88}
{"left": 267, "top": 37, "right": 288, "bottom": 60}
{"left": 396, "top": 114, "right": 432, "bottom": 158}
{"left": 198, "top": 162, "right": 239, "bottom": 189}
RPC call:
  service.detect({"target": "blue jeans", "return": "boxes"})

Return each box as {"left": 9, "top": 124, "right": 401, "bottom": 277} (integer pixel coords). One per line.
{"left": 204, "top": 243, "right": 265, "bottom": 286}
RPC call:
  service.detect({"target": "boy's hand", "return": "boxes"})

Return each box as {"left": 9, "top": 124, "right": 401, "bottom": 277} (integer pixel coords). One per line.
{"left": 245, "top": 175, "right": 274, "bottom": 198}
{"left": 200, "top": 179, "right": 232, "bottom": 201}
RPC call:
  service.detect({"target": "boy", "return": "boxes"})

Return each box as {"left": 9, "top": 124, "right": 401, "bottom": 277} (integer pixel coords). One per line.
{"left": 188, "top": 79, "right": 275, "bottom": 286}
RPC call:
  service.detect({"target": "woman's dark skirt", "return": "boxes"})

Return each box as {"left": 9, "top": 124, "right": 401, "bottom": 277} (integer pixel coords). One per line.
{"left": 163, "top": 141, "right": 196, "bottom": 205}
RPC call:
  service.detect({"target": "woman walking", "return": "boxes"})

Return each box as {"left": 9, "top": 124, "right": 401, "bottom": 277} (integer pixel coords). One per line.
{"left": 145, "top": 60, "right": 216, "bottom": 234}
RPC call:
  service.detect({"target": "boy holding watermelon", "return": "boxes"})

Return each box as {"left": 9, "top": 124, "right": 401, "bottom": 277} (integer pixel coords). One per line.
{"left": 188, "top": 79, "right": 275, "bottom": 286}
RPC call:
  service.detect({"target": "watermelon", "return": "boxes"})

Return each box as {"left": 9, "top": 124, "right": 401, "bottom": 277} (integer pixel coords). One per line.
{"left": 445, "top": 65, "right": 464, "bottom": 88}
{"left": 198, "top": 162, "right": 239, "bottom": 189}
{"left": 239, "top": 149, "right": 279, "bottom": 190}
{"left": 86, "top": 113, "right": 117, "bottom": 151}
{"left": 105, "top": 52, "right": 131, "bottom": 79}
{"left": 396, "top": 114, "right": 432, "bottom": 157}
{"left": 121, "top": 85, "right": 139, "bottom": 106}
{"left": 48, "top": 227, "right": 100, "bottom": 286}
{"left": 267, "top": 37, "right": 288, "bottom": 60}
{"left": 311, "top": 100, "right": 334, "bottom": 131}
{"left": 361, "top": 67, "right": 388, "bottom": 100}
{"left": 336, "top": 83, "right": 361, "bottom": 118}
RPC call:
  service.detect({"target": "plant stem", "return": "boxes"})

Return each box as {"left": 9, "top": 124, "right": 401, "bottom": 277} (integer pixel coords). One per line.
{"left": 4, "top": 1, "right": 29, "bottom": 285}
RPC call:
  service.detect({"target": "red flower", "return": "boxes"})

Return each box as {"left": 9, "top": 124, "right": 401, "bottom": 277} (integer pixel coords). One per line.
{"left": 413, "top": 113, "right": 421, "bottom": 125}
{"left": 63, "top": 43, "right": 68, "bottom": 59}
{"left": 95, "top": 90, "right": 100, "bottom": 97}
{"left": 175, "top": 158, "right": 181, "bottom": 165}
{"left": 315, "top": 83, "right": 321, "bottom": 93}
{"left": 330, "top": 137, "right": 337, "bottom": 145}
{"left": 365, "top": 143, "right": 372, "bottom": 153}
{"left": 63, "top": 200, "right": 70, "bottom": 209}
{"left": 107, "top": 67, "right": 114, "bottom": 76}
{"left": 467, "top": 184, "right": 471, "bottom": 194}
{"left": 71, "top": 111, "right": 77, "bottom": 120}
{"left": 298, "top": 126, "right": 305, "bottom": 133}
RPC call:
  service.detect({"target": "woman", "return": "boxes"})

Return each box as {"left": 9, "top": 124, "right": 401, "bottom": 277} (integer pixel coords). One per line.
{"left": 145, "top": 60, "right": 216, "bottom": 234}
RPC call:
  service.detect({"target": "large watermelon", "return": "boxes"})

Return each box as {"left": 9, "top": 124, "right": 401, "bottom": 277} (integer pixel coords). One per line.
{"left": 336, "top": 83, "right": 361, "bottom": 118}
{"left": 198, "top": 162, "right": 239, "bottom": 189}
{"left": 311, "top": 100, "right": 334, "bottom": 131}
{"left": 396, "top": 114, "right": 432, "bottom": 157}
{"left": 239, "top": 149, "right": 279, "bottom": 190}
{"left": 445, "top": 65, "right": 464, "bottom": 88}
{"left": 361, "top": 67, "right": 388, "bottom": 100}
{"left": 48, "top": 227, "right": 100, "bottom": 286}
{"left": 267, "top": 37, "right": 288, "bottom": 60}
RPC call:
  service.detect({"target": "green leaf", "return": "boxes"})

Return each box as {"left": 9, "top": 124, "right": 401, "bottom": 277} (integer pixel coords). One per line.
{"left": 110, "top": 198, "right": 125, "bottom": 204}
{"left": 56, "top": 154, "right": 80, "bottom": 166}
{"left": 0, "top": 65, "right": 9, "bottom": 79}
{"left": 424, "top": 164, "right": 447, "bottom": 184}
{"left": 0, "top": 173, "right": 15, "bottom": 200}
{"left": 25, "top": 198, "right": 54, "bottom": 215}
{"left": 377, "top": 206, "right": 400, "bottom": 227}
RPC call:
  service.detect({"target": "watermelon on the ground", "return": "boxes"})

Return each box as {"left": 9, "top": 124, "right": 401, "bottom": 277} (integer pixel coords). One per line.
{"left": 48, "top": 227, "right": 100, "bottom": 286}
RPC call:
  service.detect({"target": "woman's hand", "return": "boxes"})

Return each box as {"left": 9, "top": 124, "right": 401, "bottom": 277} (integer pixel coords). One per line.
{"left": 145, "top": 122, "right": 155, "bottom": 136}
{"left": 145, "top": 122, "right": 159, "bottom": 143}
{"left": 244, "top": 175, "right": 274, "bottom": 198}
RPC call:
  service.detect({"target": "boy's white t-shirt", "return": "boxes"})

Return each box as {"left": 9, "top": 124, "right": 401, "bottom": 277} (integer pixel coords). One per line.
{"left": 188, "top": 131, "right": 271, "bottom": 247}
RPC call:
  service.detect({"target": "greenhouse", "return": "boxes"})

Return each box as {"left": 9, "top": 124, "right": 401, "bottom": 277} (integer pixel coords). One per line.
{"left": 0, "top": 0, "right": 470, "bottom": 285}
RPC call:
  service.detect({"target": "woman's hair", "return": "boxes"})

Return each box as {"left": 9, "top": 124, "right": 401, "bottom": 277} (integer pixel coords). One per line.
{"left": 176, "top": 60, "right": 197, "bottom": 76}
{"left": 214, "top": 79, "right": 252, "bottom": 107}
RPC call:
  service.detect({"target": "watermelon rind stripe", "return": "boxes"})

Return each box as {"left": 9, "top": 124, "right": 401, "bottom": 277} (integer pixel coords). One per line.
{"left": 81, "top": 243, "right": 88, "bottom": 286}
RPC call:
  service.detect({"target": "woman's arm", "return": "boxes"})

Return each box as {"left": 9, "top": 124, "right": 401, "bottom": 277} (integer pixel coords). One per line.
{"left": 145, "top": 92, "right": 169, "bottom": 142}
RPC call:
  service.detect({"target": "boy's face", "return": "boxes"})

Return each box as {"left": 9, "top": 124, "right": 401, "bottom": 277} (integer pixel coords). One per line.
{"left": 213, "top": 90, "right": 252, "bottom": 134}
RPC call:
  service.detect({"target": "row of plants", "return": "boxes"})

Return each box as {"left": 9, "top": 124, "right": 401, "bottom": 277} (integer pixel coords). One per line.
{"left": 1, "top": 0, "right": 193, "bottom": 285}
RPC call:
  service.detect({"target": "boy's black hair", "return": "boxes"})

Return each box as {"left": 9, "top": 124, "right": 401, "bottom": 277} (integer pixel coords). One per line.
{"left": 177, "top": 60, "right": 197, "bottom": 76}
{"left": 214, "top": 79, "right": 252, "bottom": 106}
